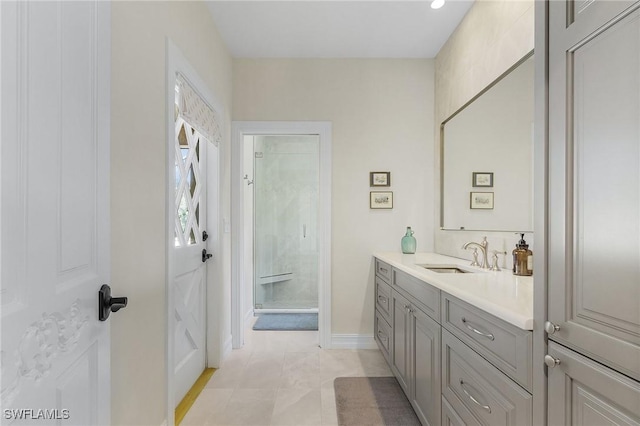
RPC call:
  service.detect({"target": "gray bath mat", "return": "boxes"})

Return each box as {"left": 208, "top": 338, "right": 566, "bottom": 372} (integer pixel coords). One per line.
{"left": 334, "top": 377, "right": 420, "bottom": 426}
{"left": 252, "top": 313, "right": 318, "bottom": 331}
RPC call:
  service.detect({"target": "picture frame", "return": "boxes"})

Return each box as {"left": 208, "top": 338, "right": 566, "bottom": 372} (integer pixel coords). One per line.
{"left": 370, "top": 171, "right": 391, "bottom": 187}
{"left": 470, "top": 192, "right": 494, "bottom": 209}
{"left": 472, "top": 172, "right": 493, "bottom": 187}
{"left": 370, "top": 191, "right": 393, "bottom": 209}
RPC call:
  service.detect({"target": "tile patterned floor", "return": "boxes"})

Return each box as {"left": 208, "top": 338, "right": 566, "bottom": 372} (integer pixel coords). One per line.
{"left": 181, "top": 321, "right": 393, "bottom": 426}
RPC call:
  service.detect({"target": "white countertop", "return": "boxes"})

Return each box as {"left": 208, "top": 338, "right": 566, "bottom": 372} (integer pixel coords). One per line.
{"left": 373, "top": 252, "right": 534, "bottom": 330}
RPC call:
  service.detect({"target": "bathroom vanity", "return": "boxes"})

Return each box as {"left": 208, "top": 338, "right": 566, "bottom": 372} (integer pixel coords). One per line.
{"left": 373, "top": 252, "right": 533, "bottom": 426}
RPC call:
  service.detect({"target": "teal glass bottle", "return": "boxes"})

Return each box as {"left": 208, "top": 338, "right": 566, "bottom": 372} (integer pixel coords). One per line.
{"left": 401, "top": 227, "right": 416, "bottom": 254}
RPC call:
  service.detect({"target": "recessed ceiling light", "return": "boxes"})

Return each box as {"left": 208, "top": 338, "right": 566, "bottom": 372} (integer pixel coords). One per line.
{"left": 431, "top": 0, "right": 445, "bottom": 9}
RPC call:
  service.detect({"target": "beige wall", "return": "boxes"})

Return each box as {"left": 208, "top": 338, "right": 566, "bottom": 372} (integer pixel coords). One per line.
{"left": 111, "top": 2, "right": 232, "bottom": 425}
{"left": 233, "top": 59, "right": 435, "bottom": 335}
{"left": 434, "top": 0, "right": 535, "bottom": 263}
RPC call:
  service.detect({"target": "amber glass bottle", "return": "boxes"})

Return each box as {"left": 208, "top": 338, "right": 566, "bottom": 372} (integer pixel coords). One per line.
{"left": 512, "top": 233, "right": 533, "bottom": 276}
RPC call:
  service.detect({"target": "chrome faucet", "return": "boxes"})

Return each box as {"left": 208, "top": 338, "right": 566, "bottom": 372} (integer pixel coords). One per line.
{"left": 462, "top": 237, "right": 489, "bottom": 269}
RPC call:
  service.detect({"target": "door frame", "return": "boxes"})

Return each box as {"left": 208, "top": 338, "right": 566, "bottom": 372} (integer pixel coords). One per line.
{"left": 231, "top": 121, "right": 332, "bottom": 349}
{"left": 165, "top": 39, "right": 223, "bottom": 424}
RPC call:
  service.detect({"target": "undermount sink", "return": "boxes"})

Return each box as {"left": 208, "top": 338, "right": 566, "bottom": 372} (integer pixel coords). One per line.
{"left": 417, "top": 264, "right": 474, "bottom": 274}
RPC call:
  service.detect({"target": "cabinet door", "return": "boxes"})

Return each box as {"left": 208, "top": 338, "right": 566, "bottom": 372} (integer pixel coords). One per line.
{"left": 547, "top": 342, "right": 640, "bottom": 425}
{"left": 392, "top": 290, "right": 411, "bottom": 394}
{"left": 547, "top": 0, "right": 640, "bottom": 380}
{"left": 411, "top": 306, "right": 441, "bottom": 426}
{"left": 375, "top": 310, "right": 392, "bottom": 364}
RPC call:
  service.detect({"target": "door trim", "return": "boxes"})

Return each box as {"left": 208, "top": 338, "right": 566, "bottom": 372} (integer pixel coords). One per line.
{"left": 165, "top": 39, "right": 223, "bottom": 425}
{"left": 231, "top": 121, "right": 332, "bottom": 349}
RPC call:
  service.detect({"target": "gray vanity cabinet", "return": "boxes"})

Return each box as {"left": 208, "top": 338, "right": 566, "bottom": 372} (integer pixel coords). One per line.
{"left": 442, "top": 294, "right": 532, "bottom": 392}
{"left": 373, "top": 258, "right": 533, "bottom": 426}
{"left": 379, "top": 267, "right": 442, "bottom": 426}
{"left": 411, "top": 304, "right": 441, "bottom": 426}
{"left": 442, "top": 330, "right": 532, "bottom": 426}
{"left": 391, "top": 291, "right": 411, "bottom": 396}
{"left": 391, "top": 289, "right": 411, "bottom": 393}
{"left": 374, "top": 260, "right": 393, "bottom": 364}
{"left": 391, "top": 288, "right": 441, "bottom": 426}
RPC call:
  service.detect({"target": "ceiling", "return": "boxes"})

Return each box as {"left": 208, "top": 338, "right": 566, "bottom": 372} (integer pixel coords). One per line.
{"left": 206, "top": 1, "right": 474, "bottom": 59}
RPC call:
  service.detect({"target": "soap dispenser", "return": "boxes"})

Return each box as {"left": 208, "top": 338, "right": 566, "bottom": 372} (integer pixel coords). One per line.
{"left": 512, "top": 233, "right": 533, "bottom": 276}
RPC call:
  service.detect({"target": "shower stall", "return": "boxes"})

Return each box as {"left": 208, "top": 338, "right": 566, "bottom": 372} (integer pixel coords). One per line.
{"left": 250, "top": 135, "right": 319, "bottom": 312}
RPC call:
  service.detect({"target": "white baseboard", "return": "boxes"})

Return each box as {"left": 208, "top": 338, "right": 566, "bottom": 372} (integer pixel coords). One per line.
{"left": 330, "top": 334, "right": 378, "bottom": 349}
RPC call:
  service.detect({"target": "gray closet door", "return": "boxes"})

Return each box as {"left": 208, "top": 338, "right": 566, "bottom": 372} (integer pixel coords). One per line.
{"left": 547, "top": 0, "right": 640, "bottom": 381}
{"left": 547, "top": 342, "right": 640, "bottom": 425}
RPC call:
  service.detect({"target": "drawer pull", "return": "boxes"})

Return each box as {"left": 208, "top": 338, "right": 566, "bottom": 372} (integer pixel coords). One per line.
{"left": 461, "top": 317, "right": 495, "bottom": 341}
{"left": 379, "top": 267, "right": 389, "bottom": 274}
{"left": 377, "top": 330, "right": 388, "bottom": 341}
{"left": 459, "top": 379, "right": 492, "bottom": 414}
{"left": 377, "top": 295, "right": 388, "bottom": 303}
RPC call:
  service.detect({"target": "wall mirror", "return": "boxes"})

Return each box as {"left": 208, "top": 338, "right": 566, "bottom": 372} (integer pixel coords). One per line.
{"left": 440, "top": 52, "right": 534, "bottom": 232}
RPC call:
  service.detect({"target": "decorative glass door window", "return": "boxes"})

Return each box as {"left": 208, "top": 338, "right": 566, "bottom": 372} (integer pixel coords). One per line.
{"left": 175, "top": 116, "right": 204, "bottom": 246}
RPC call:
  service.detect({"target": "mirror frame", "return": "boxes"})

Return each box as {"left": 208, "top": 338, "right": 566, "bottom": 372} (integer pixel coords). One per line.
{"left": 439, "top": 50, "right": 534, "bottom": 231}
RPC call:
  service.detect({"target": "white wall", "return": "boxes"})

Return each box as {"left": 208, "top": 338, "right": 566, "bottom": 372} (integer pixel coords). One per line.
{"left": 434, "top": 0, "right": 535, "bottom": 267}
{"left": 233, "top": 59, "right": 435, "bottom": 335}
{"left": 111, "top": 2, "right": 232, "bottom": 424}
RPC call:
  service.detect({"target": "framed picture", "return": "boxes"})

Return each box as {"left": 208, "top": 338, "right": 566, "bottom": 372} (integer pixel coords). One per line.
{"left": 370, "top": 191, "right": 393, "bottom": 209}
{"left": 472, "top": 172, "right": 493, "bottom": 187}
{"left": 470, "top": 192, "right": 494, "bottom": 209}
{"left": 370, "top": 172, "right": 391, "bottom": 187}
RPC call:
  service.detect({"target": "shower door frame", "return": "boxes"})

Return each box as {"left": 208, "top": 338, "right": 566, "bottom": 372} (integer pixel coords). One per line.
{"left": 252, "top": 134, "right": 321, "bottom": 313}
{"left": 231, "top": 121, "right": 332, "bottom": 349}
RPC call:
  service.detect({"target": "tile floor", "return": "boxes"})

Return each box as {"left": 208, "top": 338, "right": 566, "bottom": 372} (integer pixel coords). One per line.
{"left": 181, "top": 320, "right": 393, "bottom": 425}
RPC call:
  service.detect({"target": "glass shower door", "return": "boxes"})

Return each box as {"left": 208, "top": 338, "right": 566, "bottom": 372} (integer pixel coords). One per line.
{"left": 253, "top": 135, "right": 319, "bottom": 310}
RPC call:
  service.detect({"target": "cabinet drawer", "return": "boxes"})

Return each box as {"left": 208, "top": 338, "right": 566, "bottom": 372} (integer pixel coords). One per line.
{"left": 441, "top": 294, "right": 532, "bottom": 391}
{"left": 375, "top": 277, "right": 391, "bottom": 321}
{"left": 393, "top": 268, "right": 440, "bottom": 321}
{"left": 442, "top": 396, "right": 480, "bottom": 426}
{"left": 375, "top": 259, "right": 392, "bottom": 282}
{"left": 442, "top": 330, "right": 532, "bottom": 426}
{"left": 374, "top": 311, "right": 392, "bottom": 363}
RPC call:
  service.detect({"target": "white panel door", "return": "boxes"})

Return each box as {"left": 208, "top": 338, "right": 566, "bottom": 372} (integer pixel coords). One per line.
{"left": 173, "top": 117, "right": 208, "bottom": 404}
{"left": 1, "top": 1, "right": 111, "bottom": 425}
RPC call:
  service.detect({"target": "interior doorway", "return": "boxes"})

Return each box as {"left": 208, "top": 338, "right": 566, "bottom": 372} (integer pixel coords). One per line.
{"left": 249, "top": 135, "right": 320, "bottom": 313}
{"left": 232, "top": 122, "right": 332, "bottom": 349}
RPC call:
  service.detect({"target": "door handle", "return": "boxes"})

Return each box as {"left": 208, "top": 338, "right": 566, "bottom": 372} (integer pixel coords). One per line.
{"left": 202, "top": 249, "right": 213, "bottom": 263}
{"left": 544, "top": 321, "right": 560, "bottom": 335}
{"left": 99, "top": 284, "right": 128, "bottom": 321}
{"left": 544, "top": 354, "right": 561, "bottom": 368}
{"left": 461, "top": 317, "right": 495, "bottom": 341}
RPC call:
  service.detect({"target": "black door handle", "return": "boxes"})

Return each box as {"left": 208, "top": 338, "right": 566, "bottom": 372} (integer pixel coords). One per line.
{"left": 202, "top": 249, "right": 213, "bottom": 263}
{"left": 99, "top": 284, "right": 128, "bottom": 321}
